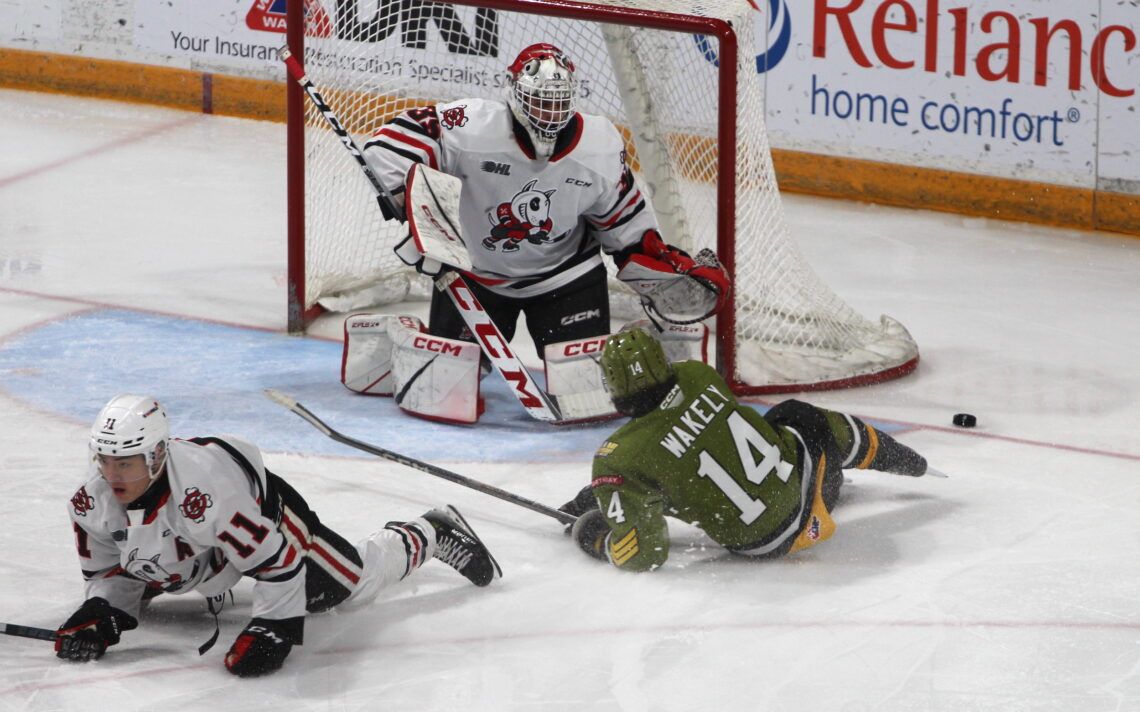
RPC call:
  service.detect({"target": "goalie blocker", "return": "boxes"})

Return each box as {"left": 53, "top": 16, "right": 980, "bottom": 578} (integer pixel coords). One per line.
{"left": 344, "top": 314, "right": 710, "bottom": 424}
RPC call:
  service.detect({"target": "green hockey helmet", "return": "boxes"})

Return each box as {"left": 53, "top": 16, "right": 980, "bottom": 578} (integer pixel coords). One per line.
{"left": 600, "top": 328, "right": 676, "bottom": 417}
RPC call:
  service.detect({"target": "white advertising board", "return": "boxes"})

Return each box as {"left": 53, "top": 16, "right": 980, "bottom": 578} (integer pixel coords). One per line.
{"left": 1096, "top": 0, "right": 1140, "bottom": 190}
{"left": 0, "top": 0, "right": 63, "bottom": 45}
{"left": 758, "top": 0, "right": 1137, "bottom": 189}
{"left": 131, "top": 0, "right": 633, "bottom": 115}
{"left": 134, "top": 0, "right": 285, "bottom": 78}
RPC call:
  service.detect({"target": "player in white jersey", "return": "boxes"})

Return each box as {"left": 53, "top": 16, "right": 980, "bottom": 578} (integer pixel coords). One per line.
{"left": 56, "top": 394, "right": 502, "bottom": 677}
{"left": 364, "top": 43, "right": 731, "bottom": 356}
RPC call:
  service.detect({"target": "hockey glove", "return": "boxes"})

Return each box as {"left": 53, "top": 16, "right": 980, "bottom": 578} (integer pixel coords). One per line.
{"left": 616, "top": 231, "right": 731, "bottom": 322}
{"left": 558, "top": 485, "right": 600, "bottom": 536}
{"left": 394, "top": 234, "right": 444, "bottom": 278}
{"left": 224, "top": 616, "right": 303, "bottom": 678}
{"left": 55, "top": 597, "right": 138, "bottom": 662}
{"left": 571, "top": 509, "right": 611, "bottom": 563}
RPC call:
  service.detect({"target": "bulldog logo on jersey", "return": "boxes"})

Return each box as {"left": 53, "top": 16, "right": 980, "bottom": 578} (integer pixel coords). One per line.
{"left": 179, "top": 487, "right": 214, "bottom": 523}
{"left": 125, "top": 548, "right": 196, "bottom": 591}
{"left": 71, "top": 487, "right": 95, "bottom": 516}
{"left": 439, "top": 105, "right": 469, "bottom": 130}
{"left": 483, "top": 180, "right": 568, "bottom": 252}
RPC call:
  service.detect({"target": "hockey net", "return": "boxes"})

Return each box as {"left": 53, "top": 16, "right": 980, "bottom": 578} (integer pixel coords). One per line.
{"left": 286, "top": 0, "right": 919, "bottom": 394}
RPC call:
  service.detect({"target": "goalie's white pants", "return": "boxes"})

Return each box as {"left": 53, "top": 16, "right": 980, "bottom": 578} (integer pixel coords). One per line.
{"left": 341, "top": 517, "right": 437, "bottom": 608}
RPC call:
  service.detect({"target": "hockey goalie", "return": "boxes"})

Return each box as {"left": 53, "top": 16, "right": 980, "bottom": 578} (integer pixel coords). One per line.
{"left": 337, "top": 43, "right": 730, "bottom": 424}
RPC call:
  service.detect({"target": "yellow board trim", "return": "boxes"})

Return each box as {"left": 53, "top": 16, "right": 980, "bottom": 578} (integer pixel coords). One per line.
{"left": 1, "top": 47, "right": 1136, "bottom": 237}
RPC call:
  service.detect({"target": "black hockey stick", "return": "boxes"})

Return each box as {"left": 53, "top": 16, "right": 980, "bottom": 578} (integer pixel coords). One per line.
{"left": 264, "top": 390, "right": 577, "bottom": 526}
{"left": 280, "top": 49, "right": 569, "bottom": 424}
{"left": 4, "top": 623, "right": 56, "bottom": 643}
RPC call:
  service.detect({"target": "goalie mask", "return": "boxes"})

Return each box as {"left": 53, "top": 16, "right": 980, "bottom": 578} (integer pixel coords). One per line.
{"left": 600, "top": 328, "right": 677, "bottom": 417}
{"left": 507, "top": 43, "right": 577, "bottom": 158}
{"left": 90, "top": 394, "right": 169, "bottom": 481}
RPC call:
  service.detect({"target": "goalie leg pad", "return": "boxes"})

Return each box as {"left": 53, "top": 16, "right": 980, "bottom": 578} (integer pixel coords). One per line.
{"left": 341, "top": 314, "right": 426, "bottom": 395}
{"left": 390, "top": 320, "right": 483, "bottom": 424}
{"left": 543, "top": 335, "right": 618, "bottom": 422}
{"left": 622, "top": 319, "right": 710, "bottom": 365}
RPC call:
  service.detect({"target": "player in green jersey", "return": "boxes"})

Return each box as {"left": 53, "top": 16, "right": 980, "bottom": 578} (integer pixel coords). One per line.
{"left": 561, "top": 328, "right": 941, "bottom": 571}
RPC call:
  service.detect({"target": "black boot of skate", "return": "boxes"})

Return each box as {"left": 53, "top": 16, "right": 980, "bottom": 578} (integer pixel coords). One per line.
{"left": 858, "top": 425, "right": 927, "bottom": 477}
{"left": 423, "top": 505, "right": 502, "bottom": 587}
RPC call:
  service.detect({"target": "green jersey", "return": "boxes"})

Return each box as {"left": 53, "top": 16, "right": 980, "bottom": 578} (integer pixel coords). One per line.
{"left": 590, "top": 361, "right": 809, "bottom": 571}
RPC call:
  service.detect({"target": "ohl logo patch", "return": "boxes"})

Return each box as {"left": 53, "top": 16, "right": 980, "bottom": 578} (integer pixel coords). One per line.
{"left": 246, "top": 0, "right": 331, "bottom": 37}
{"left": 693, "top": 0, "right": 791, "bottom": 74}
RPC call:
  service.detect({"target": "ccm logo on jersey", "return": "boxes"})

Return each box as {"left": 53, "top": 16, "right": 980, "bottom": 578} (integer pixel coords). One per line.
{"left": 412, "top": 336, "right": 465, "bottom": 356}
{"left": 560, "top": 309, "right": 601, "bottom": 326}
{"left": 565, "top": 177, "right": 592, "bottom": 187}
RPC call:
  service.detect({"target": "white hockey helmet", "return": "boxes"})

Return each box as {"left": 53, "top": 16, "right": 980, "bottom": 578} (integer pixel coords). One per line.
{"left": 89, "top": 394, "right": 170, "bottom": 479}
{"left": 507, "top": 43, "right": 577, "bottom": 158}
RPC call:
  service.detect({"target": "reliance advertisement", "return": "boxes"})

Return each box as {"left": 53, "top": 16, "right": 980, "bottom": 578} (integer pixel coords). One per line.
{"left": 758, "top": 0, "right": 1139, "bottom": 189}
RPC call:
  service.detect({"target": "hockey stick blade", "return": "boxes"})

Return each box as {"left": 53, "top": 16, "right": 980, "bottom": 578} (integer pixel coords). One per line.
{"left": 264, "top": 390, "right": 577, "bottom": 525}
{"left": 4, "top": 623, "right": 56, "bottom": 643}
{"left": 264, "top": 389, "right": 335, "bottom": 438}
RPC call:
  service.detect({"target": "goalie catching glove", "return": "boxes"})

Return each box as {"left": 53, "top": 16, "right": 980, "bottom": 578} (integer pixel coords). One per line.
{"left": 224, "top": 616, "right": 304, "bottom": 678}
{"left": 615, "top": 230, "right": 731, "bottom": 325}
{"left": 55, "top": 596, "right": 138, "bottom": 662}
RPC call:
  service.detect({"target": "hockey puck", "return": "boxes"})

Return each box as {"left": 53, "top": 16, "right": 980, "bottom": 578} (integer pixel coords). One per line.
{"left": 952, "top": 413, "right": 977, "bottom": 428}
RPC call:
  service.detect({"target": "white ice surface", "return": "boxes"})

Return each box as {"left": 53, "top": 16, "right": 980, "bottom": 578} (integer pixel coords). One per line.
{"left": 1, "top": 89, "right": 1138, "bottom": 711}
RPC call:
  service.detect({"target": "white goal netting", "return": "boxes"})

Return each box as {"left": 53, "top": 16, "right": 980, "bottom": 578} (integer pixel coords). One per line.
{"left": 292, "top": 0, "right": 918, "bottom": 393}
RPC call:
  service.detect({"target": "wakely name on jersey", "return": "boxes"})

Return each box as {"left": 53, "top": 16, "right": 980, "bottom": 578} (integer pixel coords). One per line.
{"left": 658, "top": 384, "right": 732, "bottom": 458}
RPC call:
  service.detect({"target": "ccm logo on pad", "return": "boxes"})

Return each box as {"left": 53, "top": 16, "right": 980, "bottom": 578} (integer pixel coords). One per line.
{"left": 412, "top": 336, "right": 465, "bottom": 356}
{"left": 559, "top": 338, "right": 607, "bottom": 357}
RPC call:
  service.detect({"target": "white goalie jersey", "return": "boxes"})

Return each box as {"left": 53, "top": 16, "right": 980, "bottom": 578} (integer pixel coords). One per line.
{"left": 363, "top": 97, "right": 660, "bottom": 298}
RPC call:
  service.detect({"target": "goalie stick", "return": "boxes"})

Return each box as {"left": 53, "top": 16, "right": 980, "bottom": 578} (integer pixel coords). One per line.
{"left": 3, "top": 623, "right": 55, "bottom": 643}
{"left": 264, "top": 389, "right": 577, "bottom": 526}
{"left": 282, "top": 49, "right": 607, "bottom": 424}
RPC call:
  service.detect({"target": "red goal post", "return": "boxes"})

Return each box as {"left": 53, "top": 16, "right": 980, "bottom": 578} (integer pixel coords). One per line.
{"left": 285, "top": 0, "right": 919, "bottom": 395}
